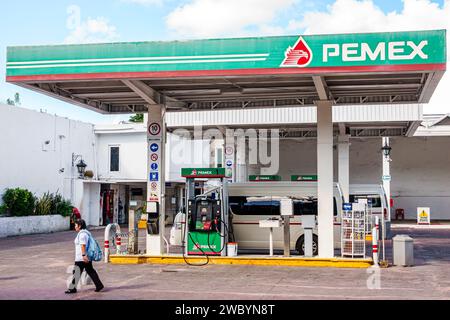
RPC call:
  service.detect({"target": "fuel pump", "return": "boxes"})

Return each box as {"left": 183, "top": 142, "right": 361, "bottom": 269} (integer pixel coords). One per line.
{"left": 181, "top": 168, "right": 229, "bottom": 257}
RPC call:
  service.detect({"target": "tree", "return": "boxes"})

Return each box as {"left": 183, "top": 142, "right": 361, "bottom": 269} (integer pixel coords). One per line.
{"left": 129, "top": 114, "right": 144, "bottom": 123}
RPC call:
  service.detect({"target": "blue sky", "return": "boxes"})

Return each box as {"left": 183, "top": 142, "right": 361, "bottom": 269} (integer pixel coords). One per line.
{"left": 0, "top": 0, "right": 448, "bottom": 123}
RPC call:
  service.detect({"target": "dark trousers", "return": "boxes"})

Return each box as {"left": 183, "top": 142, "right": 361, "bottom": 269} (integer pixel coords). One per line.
{"left": 69, "top": 261, "right": 103, "bottom": 290}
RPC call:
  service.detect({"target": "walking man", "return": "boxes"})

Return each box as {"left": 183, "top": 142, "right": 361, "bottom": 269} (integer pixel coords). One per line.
{"left": 66, "top": 219, "right": 104, "bottom": 294}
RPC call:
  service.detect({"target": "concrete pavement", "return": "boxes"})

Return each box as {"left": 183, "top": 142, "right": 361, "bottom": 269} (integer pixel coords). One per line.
{"left": 0, "top": 226, "right": 449, "bottom": 300}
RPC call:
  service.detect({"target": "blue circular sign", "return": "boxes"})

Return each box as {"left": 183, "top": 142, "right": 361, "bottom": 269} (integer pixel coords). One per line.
{"left": 151, "top": 163, "right": 159, "bottom": 171}
{"left": 226, "top": 160, "right": 233, "bottom": 167}
{"left": 150, "top": 144, "right": 159, "bottom": 152}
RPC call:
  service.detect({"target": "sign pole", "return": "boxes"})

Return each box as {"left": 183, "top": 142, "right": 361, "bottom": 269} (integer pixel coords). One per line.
{"left": 146, "top": 104, "right": 166, "bottom": 256}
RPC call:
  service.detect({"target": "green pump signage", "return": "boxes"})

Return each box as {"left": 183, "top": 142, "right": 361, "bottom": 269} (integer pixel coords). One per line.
{"left": 182, "top": 168, "right": 226, "bottom": 178}
{"left": 6, "top": 30, "right": 446, "bottom": 80}
{"left": 291, "top": 175, "right": 318, "bottom": 181}
{"left": 249, "top": 175, "right": 282, "bottom": 182}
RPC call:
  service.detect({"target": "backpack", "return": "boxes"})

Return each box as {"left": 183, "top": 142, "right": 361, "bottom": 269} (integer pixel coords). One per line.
{"left": 80, "top": 230, "right": 103, "bottom": 262}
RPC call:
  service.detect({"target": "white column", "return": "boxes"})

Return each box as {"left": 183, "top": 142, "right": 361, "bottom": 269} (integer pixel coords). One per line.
{"left": 382, "top": 137, "right": 391, "bottom": 222}
{"left": 146, "top": 104, "right": 166, "bottom": 256}
{"left": 225, "top": 129, "right": 236, "bottom": 182}
{"left": 338, "top": 134, "right": 350, "bottom": 203}
{"left": 236, "top": 136, "right": 247, "bottom": 183}
{"left": 316, "top": 100, "right": 334, "bottom": 258}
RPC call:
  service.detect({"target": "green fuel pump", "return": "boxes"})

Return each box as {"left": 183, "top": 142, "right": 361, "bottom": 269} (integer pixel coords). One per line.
{"left": 181, "top": 168, "right": 229, "bottom": 257}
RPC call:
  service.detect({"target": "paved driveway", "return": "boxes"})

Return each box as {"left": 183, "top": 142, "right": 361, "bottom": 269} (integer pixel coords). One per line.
{"left": 0, "top": 226, "right": 449, "bottom": 300}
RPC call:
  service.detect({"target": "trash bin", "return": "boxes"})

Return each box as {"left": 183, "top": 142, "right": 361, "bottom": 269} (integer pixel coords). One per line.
{"left": 393, "top": 235, "right": 414, "bottom": 266}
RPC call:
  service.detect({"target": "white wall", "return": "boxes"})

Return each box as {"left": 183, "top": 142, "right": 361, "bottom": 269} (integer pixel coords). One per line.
{"left": 0, "top": 104, "right": 96, "bottom": 206}
{"left": 250, "top": 136, "right": 450, "bottom": 220}
{"left": 96, "top": 131, "right": 147, "bottom": 181}
{"left": 96, "top": 130, "right": 210, "bottom": 183}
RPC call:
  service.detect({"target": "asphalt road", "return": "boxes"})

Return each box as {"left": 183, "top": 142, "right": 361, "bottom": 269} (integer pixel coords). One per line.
{"left": 0, "top": 226, "right": 449, "bottom": 300}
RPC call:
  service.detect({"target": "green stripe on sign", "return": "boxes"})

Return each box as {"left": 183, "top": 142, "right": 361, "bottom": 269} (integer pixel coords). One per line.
{"left": 6, "top": 30, "right": 446, "bottom": 77}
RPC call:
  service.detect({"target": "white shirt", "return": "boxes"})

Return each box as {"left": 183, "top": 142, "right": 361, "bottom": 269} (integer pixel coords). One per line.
{"left": 74, "top": 231, "right": 89, "bottom": 262}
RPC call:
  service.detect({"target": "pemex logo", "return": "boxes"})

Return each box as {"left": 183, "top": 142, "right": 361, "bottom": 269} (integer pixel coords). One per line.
{"left": 281, "top": 36, "right": 313, "bottom": 68}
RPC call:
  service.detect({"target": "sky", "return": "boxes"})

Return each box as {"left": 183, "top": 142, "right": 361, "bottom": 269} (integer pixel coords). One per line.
{"left": 0, "top": 0, "right": 449, "bottom": 124}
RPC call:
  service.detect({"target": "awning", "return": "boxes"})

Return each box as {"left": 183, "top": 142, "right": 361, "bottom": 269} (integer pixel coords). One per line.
{"left": 6, "top": 30, "right": 446, "bottom": 114}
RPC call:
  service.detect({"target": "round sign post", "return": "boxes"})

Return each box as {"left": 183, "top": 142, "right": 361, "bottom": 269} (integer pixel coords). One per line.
{"left": 148, "top": 123, "right": 161, "bottom": 136}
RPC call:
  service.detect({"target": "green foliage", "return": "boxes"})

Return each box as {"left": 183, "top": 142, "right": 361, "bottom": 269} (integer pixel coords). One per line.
{"left": 51, "top": 193, "right": 73, "bottom": 217}
{"left": 1, "top": 188, "right": 36, "bottom": 217}
{"left": 35, "top": 192, "right": 53, "bottom": 216}
{"left": 0, "top": 189, "right": 73, "bottom": 217}
{"left": 129, "top": 113, "right": 144, "bottom": 123}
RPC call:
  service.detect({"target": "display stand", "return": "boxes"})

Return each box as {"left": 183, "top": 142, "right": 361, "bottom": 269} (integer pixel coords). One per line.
{"left": 341, "top": 203, "right": 366, "bottom": 258}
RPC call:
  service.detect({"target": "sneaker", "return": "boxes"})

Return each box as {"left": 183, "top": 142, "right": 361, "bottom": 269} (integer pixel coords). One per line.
{"left": 95, "top": 285, "right": 104, "bottom": 292}
{"left": 65, "top": 289, "right": 77, "bottom": 294}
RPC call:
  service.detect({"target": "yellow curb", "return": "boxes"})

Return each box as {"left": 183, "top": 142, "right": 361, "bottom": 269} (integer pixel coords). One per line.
{"left": 109, "top": 255, "right": 373, "bottom": 269}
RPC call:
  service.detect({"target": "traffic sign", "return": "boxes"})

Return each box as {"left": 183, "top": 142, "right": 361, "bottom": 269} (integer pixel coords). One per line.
{"left": 226, "top": 160, "right": 233, "bottom": 167}
{"left": 150, "top": 172, "right": 159, "bottom": 182}
{"left": 151, "top": 182, "right": 158, "bottom": 191}
{"left": 151, "top": 163, "right": 159, "bottom": 171}
{"left": 150, "top": 143, "right": 159, "bottom": 152}
{"left": 417, "top": 207, "right": 431, "bottom": 225}
{"left": 148, "top": 123, "right": 161, "bottom": 136}
{"left": 343, "top": 203, "right": 353, "bottom": 211}
{"left": 225, "top": 146, "right": 234, "bottom": 155}
{"left": 151, "top": 154, "right": 159, "bottom": 162}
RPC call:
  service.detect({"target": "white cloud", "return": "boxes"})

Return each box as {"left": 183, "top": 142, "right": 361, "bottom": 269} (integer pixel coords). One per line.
{"left": 64, "top": 17, "right": 119, "bottom": 44}
{"left": 287, "top": 0, "right": 450, "bottom": 114}
{"left": 288, "top": 0, "right": 448, "bottom": 34}
{"left": 120, "top": 0, "right": 164, "bottom": 6}
{"left": 166, "top": 0, "right": 295, "bottom": 38}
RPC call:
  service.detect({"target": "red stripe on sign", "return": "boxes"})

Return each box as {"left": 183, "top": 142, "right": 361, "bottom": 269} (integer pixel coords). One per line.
{"left": 6, "top": 63, "right": 446, "bottom": 83}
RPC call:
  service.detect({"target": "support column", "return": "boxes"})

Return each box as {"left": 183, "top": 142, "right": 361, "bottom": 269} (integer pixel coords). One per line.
{"left": 146, "top": 104, "right": 166, "bottom": 256}
{"left": 236, "top": 136, "right": 247, "bottom": 183}
{"left": 316, "top": 100, "right": 334, "bottom": 258}
{"left": 225, "top": 130, "right": 236, "bottom": 183}
{"left": 338, "top": 134, "right": 350, "bottom": 202}
{"left": 382, "top": 137, "right": 391, "bottom": 222}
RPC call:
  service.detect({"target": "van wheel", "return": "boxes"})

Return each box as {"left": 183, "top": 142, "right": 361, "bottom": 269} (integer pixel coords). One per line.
{"left": 296, "top": 235, "right": 319, "bottom": 256}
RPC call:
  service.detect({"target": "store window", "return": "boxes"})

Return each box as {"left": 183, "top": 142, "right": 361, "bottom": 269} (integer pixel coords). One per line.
{"left": 110, "top": 146, "right": 120, "bottom": 172}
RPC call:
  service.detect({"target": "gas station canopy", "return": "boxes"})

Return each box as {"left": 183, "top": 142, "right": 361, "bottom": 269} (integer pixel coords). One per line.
{"left": 6, "top": 30, "right": 446, "bottom": 114}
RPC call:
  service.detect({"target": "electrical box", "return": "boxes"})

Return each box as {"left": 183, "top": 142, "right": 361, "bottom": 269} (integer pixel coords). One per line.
{"left": 301, "top": 215, "right": 316, "bottom": 229}
{"left": 280, "top": 198, "right": 293, "bottom": 216}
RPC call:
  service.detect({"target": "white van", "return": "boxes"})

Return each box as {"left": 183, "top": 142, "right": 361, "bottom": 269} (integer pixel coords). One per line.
{"left": 228, "top": 182, "right": 345, "bottom": 256}
{"left": 349, "top": 184, "right": 388, "bottom": 220}
{"left": 349, "top": 184, "right": 390, "bottom": 239}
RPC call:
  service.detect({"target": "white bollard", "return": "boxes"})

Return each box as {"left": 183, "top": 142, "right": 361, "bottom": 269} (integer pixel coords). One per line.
{"left": 116, "top": 235, "right": 122, "bottom": 255}
{"left": 269, "top": 227, "right": 274, "bottom": 257}
{"left": 372, "top": 225, "right": 379, "bottom": 268}
{"left": 104, "top": 223, "right": 121, "bottom": 263}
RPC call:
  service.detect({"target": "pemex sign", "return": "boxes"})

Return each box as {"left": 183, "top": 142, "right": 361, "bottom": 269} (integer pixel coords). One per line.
{"left": 6, "top": 30, "right": 446, "bottom": 80}
{"left": 281, "top": 36, "right": 432, "bottom": 68}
